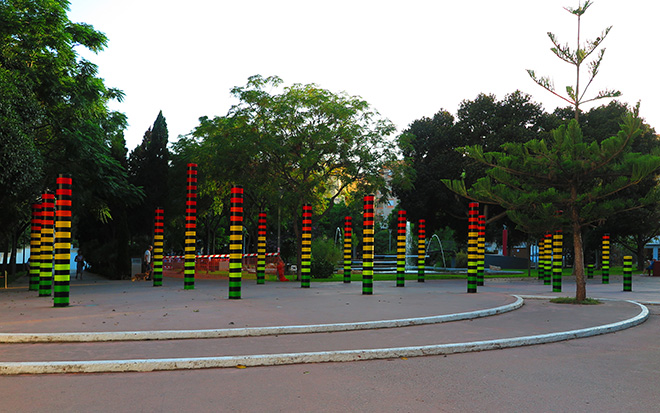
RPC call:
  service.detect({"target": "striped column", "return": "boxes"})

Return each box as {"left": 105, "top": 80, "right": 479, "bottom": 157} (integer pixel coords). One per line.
{"left": 467, "top": 202, "right": 479, "bottom": 293}
{"left": 362, "top": 194, "right": 375, "bottom": 295}
{"left": 257, "top": 211, "right": 266, "bottom": 285}
{"left": 343, "top": 216, "right": 352, "bottom": 283}
{"left": 543, "top": 233, "right": 552, "bottom": 285}
{"left": 417, "top": 219, "right": 426, "bottom": 283}
{"left": 39, "top": 192, "right": 55, "bottom": 297}
{"left": 601, "top": 234, "right": 610, "bottom": 284}
{"left": 29, "top": 202, "right": 42, "bottom": 291}
{"left": 477, "top": 214, "right": 485, "bottom": 286}
{"left": 153, "top": 207, "right": 164, "bottom": 287}
{"left": 552, "top": 229, "right": 563, "bottom": 292}
{"left": 184, "top": 163, "right": 197, "bottom": 290}
{"left": 587, "top": 264, "right": 594, "bottom": 279}
{"left": 623, "top": 256, "right": 632, "bottom": 292}
{"left": 396, "top": 210, "right": 406, "bottom": 287}
{"left": 537, "top": 237, "right": 545, "bottom": 280}
{"left": 301, "top": 203, "right": 312, "bottom": 288}
{"left": 53, "top": 174, "right": 72, "bottom": 307}
{"left": 229, "top": 186, "right": 243, "bottom": 298}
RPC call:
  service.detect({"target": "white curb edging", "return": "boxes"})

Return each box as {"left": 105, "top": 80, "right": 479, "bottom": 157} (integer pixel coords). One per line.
{"left": 0, "top": 299, "right": 648, "bottom": 375}
{"left": 0, "top": 296, "right": 524, "bottom": 343}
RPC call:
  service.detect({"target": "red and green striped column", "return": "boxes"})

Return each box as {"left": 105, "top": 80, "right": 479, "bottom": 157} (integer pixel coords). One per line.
{"left": 153, "top": 207, "right": 164, "bottom": 287}
{"left": 623, "top": 255, "right": 632, "bottom": 292}
{"left": 552, "top": 229, "right": 563, "bottom": 292}
{"left": 396, "top": 210, "right": 406, "bottom": 287}
{"left": 54, "top": 174, "right": 72, "bottom": 307}
{"left": 537, "top": 237, "right": 545, "bottom": 280}
{"left": 467, "top": 202, "right": 479, "bottom": 293}
{"left": 362, "top": 194, "right": 375, "bottom": 295}
{"left": 257, "top": 211, "right": 266, "bottom": 285}
{"left": 477, "top": 214, "right": 485, "bottom": 286}
{"left": 184, "top": 163, "right": 197, "bottom": 290}
{"left": 343, "top": 216, "right": 352, "bottom": 283}
{"left": 601, "top": 234, "right": 610, "bottom": 284}
{"left": 229, "top": 185, "right": 243, "bottom": 298}
{"left": 543, "top": 233, "right": 552, "bottom": 285}
{"left": 417, "top": 219, "right": 426, "bottom": 283}
{"left": 39, "top": 192, "right": 55, "bottom": 297}
{"left": 301, "top": 203, "right": 312, "bottom": 288}
{"left": 29, "top": 202, "right": 42, "bottom": 291}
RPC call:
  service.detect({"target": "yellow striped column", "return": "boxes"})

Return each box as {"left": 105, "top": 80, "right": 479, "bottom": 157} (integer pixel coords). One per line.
{"left": 257, "top": 211, "right": 266, "bottom": 285}
{"left": 184, "top": 163, "right": 197, "bottom": 290}
{"left": 153, "top": 207, "right": 164, "bottom": 286}
{"left": 301, "top": 204, "right": 312, "bottom": 288}
{"left": 229, "top": 185, "right": 243, "bottom": 298}
{"left": 467, "top": 202, "right": 479, "bottom": 293}
{"left": 54, "top": 174, "right": 72, "bottom": 307}
{"left": 29, "top": 202, "right": 42, "bottom": 291}
{"left": 39, "top": 192, "right": 55, "bottom": 297}
{"left": 362, "top": 195, "right": 374, "bottom": 295}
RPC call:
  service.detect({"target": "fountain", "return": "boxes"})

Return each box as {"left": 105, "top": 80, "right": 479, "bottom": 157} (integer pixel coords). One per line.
{"left": 427, "top": 234, "right": 447, "bottom": 268}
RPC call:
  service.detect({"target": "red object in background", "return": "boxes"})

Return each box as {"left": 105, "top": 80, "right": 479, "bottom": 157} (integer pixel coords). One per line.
{"left": 502, "top": 227, "right": 508, "bottom": 256}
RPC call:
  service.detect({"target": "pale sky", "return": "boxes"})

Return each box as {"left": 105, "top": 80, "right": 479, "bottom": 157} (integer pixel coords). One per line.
{"left": 67, "top": 0, "right": 660, "bottom": 151}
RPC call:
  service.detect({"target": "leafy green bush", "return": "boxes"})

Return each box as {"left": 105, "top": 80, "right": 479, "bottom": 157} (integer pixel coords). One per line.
{"left": 454, "top": 251, "right": 468, "bottom": 268}
{"left": 311, "top": 238, "right": 342, "bottom": 278}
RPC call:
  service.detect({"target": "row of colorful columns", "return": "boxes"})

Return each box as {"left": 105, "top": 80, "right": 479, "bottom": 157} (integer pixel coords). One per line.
{"left": 28, "top": 175, "right": 72, "bottom": 307}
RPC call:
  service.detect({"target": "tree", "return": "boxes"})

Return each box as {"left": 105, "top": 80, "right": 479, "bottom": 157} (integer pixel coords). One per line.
{"left": 0, "top": 0, "right": 141, "bottom": 278}
{"left": 187, "top": 75, "right": 396, "bottom": 273}
{"left": 128, "top": 111, "right": 171, "bottom": 240}
{"left": 527, "top": 0, "right": 621, "bottom": 121}
{"left": 392, "top": 91, "right": 552, "bottom": 246}
{"left": 444, "top": 112, "right": 660, "bottom": 301}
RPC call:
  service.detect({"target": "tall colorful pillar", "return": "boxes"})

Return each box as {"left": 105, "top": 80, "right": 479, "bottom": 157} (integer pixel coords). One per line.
{"left": 153, "top": 207, "right": 164, "bottom": 287}
{"left": 477, "top": 214, "right": 485, "bottom": 286}
{"left": 29, "top": 202, "right": 42, "bottom": 291}
{"left": 601, "top": 234, "right": 610, "bottom": 284}
{"left": 184, "top": 163, "right": 197, "bottom": 290}
{"left": 53, "top": 174, "right": 72, "bottom": 307}
{"left": 301, "top": 203, "right": 312, "bottom": 288}
{"left": 543, "top": 233, "right": 552, "bottom": 285}
{"left": 537, "top": 237, "right": 545, "bottom": 280}
{"left": 587, "top": 264, "right": 594, "bottom": 279}
{"left": 229, "top": 185, "right": 243, "bottom": 298}
{"left": 552, "top": 229, "right": 563, "bottom": 292}
{"left": 467, "top": 202, "right": 479, "bottom": 293}
{"left": 39, "top": 192, "right": 55, "bottom": 297}
{"left": 362, "top": 194, "right": 375, "bottom": 295}
{"left": 623, "top": 256, "right": 632, "bottom": 292}
{"left": 343, "top": 216, "right": 352, "bottom": 283}
{"left": 417, "top": 219, "right": 426, "bottom": 283}
{"left": 396, "top": 210, "right": 406, "bottom": 287}
{"left": 257, "top": 211, "right": 266, "bottom": 284}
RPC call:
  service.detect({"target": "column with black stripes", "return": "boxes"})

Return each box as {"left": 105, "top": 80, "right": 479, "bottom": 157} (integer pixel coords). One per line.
{"left": 477, "top": 214, "right": 485, "bottom": 286}
{"left": 362, "top": 195, "right": 374, "bottom": 295}
{"left": 417, "top": 219, "right": 426, "bottom": 283}
{"left": 301, "top": 204, "right": 312, "bottom": 288}
{"left": 184, "top": 163, "right": 197, "bottom": 290}
{"left": 467, "top": 202, "right": 479, "bottom": 293}
{"left": 552, "top": 228, "right": 563, "bottom": 292}
{"left": 29, "top": 202, "right": 42, "bottom": 291}
{"left": 257, "top": 211, "right": 266, "bottom": 284}
{"left": 601, "top": 234, "right": 610, "bottom": 284}
{"left": 343, "top": 216, "right": 352, "bottom": 283}
{"left": 39, "top": 192, "right": 55, "bottom": 297}
{"left": 623, "top": 255, "right": 632, "bottom": 291}
{"left": 396, "top": 210, "right": 406, "bottom": 287}
{"left": 54, "top": 174, "right": 72, "bottom": 307}
{"left": 229, "top": 186, "right": 243, "bottom": 298}
{"left": 153, "top": 207, "right": 164, "bottom": 287}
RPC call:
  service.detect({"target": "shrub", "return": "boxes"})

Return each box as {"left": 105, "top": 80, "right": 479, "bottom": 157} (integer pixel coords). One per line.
{"left": 311, "top": 238, "right": 342, "bottom": 278}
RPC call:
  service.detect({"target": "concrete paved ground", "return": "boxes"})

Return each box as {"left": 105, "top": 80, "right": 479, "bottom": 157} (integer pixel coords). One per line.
{"left": 0, "top": 273, "right": 658, "bottom": 412}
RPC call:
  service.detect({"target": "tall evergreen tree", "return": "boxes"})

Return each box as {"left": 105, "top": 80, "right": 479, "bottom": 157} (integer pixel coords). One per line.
{"left": 128, "top": 111, "right": 171, "bottom": 240}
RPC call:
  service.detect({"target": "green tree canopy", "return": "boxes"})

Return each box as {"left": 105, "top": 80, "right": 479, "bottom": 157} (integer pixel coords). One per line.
{"left": 444, "top": 112, "right": 660, "bottom": 300}
{"left": 184, "top": 75, "right": 396, "bottom": 271}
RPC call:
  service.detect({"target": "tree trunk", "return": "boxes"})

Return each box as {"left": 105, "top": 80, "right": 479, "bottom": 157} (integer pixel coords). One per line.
{"left": 571, "top": 209, "right": 586, "bottom": 302}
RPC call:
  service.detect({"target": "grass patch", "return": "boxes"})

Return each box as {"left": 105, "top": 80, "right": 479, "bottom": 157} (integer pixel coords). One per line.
{"left": 550, "top": 297, "right": 601, "bottom": 305}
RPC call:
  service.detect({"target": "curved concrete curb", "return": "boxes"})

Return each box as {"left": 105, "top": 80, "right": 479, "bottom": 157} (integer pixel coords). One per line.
{"left": 0, "top": 299, "right": 648, "bottom": 375}
{"left": 0, "top": 296, "right": 524, "bottom": 343}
